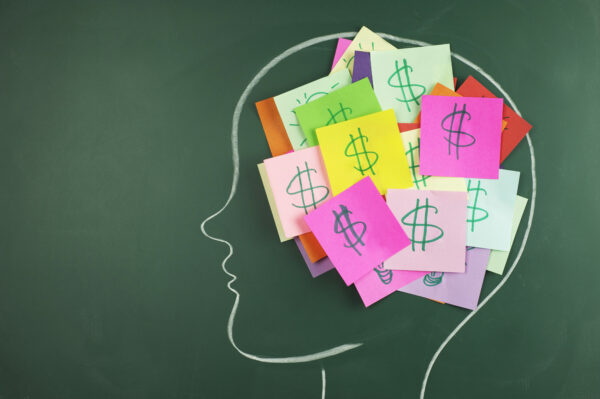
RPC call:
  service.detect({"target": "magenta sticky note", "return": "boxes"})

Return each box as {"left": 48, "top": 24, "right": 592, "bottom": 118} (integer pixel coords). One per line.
{"left": 331, "top": 38, "right": 352, "bottom": 71}
{"left": 398, "top": 247, "right": 490, "bottom": 310}
{"left": 304, "top": 176, "right": 410, "bottom": 286}
{"left": 355, "top": 263, "right": 427, "bottom": 307}
{"left": 419, "top": 95, "right": 503, "bottom": 179}
{"left": 385, "top": 189, "right": 467, "bottom": 272}
{"left": 352, "top": 51, "right": 372, "bottom": 86}
{"left": 264, "top": 147, "right": 332, "bottom": 238}
{"left": 294, "top": 237, "right": 334, "bottom": 278}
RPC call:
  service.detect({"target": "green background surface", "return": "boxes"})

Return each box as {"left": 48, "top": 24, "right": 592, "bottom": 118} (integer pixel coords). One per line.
{"left": 1, "top": 1, "right": 599, "bottom": 398}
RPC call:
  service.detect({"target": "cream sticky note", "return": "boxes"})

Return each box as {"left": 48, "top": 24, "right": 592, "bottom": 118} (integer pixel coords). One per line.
{"left": 487, "top": 196, "right": 528, "bottom": 274}
{"left": 257, "top": 163, "right": 291, "bottom": 242}
{"left": 330, "top": 26, "right": 396, "bottom": 75}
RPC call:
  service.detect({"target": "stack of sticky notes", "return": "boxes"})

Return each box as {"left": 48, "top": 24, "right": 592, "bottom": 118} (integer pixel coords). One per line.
{"left": 255, "top": 26, "right": 532, "bottom": 308}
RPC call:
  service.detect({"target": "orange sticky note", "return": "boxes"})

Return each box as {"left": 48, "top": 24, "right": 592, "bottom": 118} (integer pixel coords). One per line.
{"left": 255, "top": 98, "right": 293, "bottom": 157}
{"left": 299, "top": 232, "right": 326, "bottom": 262}
{"left": 398, "top": 123, "right": 420, "bottom": 132}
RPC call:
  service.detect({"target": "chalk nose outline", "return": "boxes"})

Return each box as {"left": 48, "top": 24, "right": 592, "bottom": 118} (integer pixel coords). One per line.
{"left": 200, "top": 31, "right": 536, "bottom": 398}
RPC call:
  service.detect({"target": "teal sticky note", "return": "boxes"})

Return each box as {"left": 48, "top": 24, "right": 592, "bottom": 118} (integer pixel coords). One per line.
{"left": 371, "top": 44, "right": 454, "bottom": 123}
{"left": 294, "top": 78, "right": 382, "bottom": 146}
{"left": 487, "top": 195, "right": 528, "bottom": 274}
{"left": 466, "top": 169, "right": 520, "bottom": 251}
{"left": 273, "top": 70, "right": 352, "bottom": 150}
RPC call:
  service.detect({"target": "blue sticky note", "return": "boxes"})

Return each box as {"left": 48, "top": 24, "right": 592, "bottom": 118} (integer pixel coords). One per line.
{"left": 466, "top": 169, "right": 520, "bottom": 251}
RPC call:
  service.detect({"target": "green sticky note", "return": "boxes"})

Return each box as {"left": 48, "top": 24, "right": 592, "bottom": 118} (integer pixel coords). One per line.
{"left": 274, "top": 70, "right": 352, "bottom": 150}
{"left": 371, "top": 44, "right": 453, "bottom": 123}
{"left": 294, "top": 78, "right": 381, "bottom": 146}
{"left": 487, "top": 195, "right": 528, "bottom": 274}
{"left": 257, "top": 163, "right": 290, "bottom": 243}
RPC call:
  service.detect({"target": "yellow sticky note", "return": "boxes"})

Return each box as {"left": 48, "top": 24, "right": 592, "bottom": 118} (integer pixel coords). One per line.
{"left": 316, "top": 109, "right": 412, "bottom": 195}
{"left": 400, "top": 129, "right": 467, "bottom": 192}
{"left": 257, "top": 163, "right": 290, "bottom": 242}
{"left": 330, "top": 26, "right": 396, "bottom": 76}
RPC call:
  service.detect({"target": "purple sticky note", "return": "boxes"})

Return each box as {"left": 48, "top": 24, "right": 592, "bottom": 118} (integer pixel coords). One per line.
{"left": 294, "top": 237, "right": 334, "bottom": 278}
{"left": 331, "top": 38, "right": 352, "bottom": 71}
{"left": 419, "top": 95, "right": 503, "bottom": 179}
{"left": 352, "top": 51, "right": 373, "bottom": 87}
{"left": 355, "top": 263, "right": 427, "bottom": 307}
{"left": 398, "top": 247, "right": 491, "bottom": 310}
{"left": 304, "top": 176, "right": 410, "bottom": 286}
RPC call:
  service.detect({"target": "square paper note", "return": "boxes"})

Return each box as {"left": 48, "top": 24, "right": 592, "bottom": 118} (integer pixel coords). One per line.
{"left": 316, "top": 109, "right": 412, "bottom": 195}
{"left": 294, "top": 78, "right": 381, "bottom": 147}
{"left": 355, "top": 263, "right": 427, "bottom": 307}
{"left": 294, "top": 237, "right": 335, "bottom": 278}
{"left": 264, "top": 147, "right": 332, "bottom": 238}
{"left": 398, "top": 247, "right": 491, "bottom": 310}
{"left": 419, "top": 95, "right": 504, "bottom": 179}
{"left": 274, "top": 70, "right": 352, "bottom": 150}
{"left": 304, "top": 177, "right": 410, "bottom": 286}
{"left": 385, "top": 189, "right": 467, "bottom": 272}
{"left": 371, "top": 44, "right": 454, "bottom": 123}
{"left": 487, "top": 195, "right": 528, "bottom": 274}
{"left": 466, "top": 169, "right": 520, "bottom": 250}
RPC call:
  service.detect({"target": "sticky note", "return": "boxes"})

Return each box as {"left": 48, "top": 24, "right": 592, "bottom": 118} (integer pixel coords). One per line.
{"left": 398, "top": 123, "right": 420, "bottom": 132}
{"left": 487, "top": 196, "right": 528, "bottom": 274}
{"left": 371, "top": 44, "right": 454, "bottom": 123}
{"left": 352, "top": 51, "right": 372, "bottom": 86}
{"left": 255, "top": 97, "right": 293, "bottom": 156}
{"left": 419, "top": 95, "right": 503, "bottom": 179}
{"left": 304, "top": 177, "right": 410, "bottom": 286}
{"left": 316, "top": 109, "right": 412, "bottom": 195}
{"left": 385, "top": 189, "right": 467, "bottom": 272}
{"left": 354, "top": 263, "right": 427, "bottom": 307}
{"left": 274, "top": 70, "right": 352, "bottom": 150}
{"left": 257, "top": 163, "right": 291, "bottom": 242}
{"left": 294, "top": 78, "right": 381, "bottom": 147}
{"left": 457, "top": 75, "right": 533, "bottom": 163}
{"left": 398, "top": 247, "right": 491, "bottom": 310}
{"left": 331, "top": 38, "right": 352, "bottom": 71}
{"left": 295, "top": 237, "right": 334, "bottom": 278}
{"left": 401, "top": 128, "right": 466, "bottom": 192}
{"left": 298, "top": 231, "right": 326, "bottom": 262}
{"left": 264, "top": 147, "right": 332, "bottom": 238}
{"left": 330, "top": 26, "right": 395, "bottom": 75}
{"left": 466, "top": 169, "right": 520, "bottom": 251}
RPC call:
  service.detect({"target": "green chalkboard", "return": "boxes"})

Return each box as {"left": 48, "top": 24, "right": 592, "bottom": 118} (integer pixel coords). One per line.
{"left": 1, "top": 1, "right": 598, "bottom": 398}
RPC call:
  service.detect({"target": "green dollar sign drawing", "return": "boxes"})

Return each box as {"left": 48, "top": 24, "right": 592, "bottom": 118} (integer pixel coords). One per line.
{"left": 286, "top": 161, "right": 330, "bottom": 214}
{"left": 344, "top": 128, "right": 379, "bottom": 175}
{"left": 401, "top": 198, "right": 444, "bottom": 252}
{"left": 441, "top": 103, "right": 476, "bottom": 160}
{"left": 387, "top": 58, "right": 426, "bottom": 112}
{"left": 467, "top": 180, "right": 488, "bottom": 232}
{"left": 332, "top": 204, "right": 367, "bottom": 256}
{"left": 325, "top": 102, "right": 353, "bottom": 125}
{"left": 374, "top": 263, "right": 393, "bottom": 285}
{"left": 405, "top": 138, "right": 430, "bottom": 189}
{"left": 423, "top": 272, "right": 444, "bottom": 286}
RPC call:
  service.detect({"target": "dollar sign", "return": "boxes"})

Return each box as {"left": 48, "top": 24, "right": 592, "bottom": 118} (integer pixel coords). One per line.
{"left": 423, "top": 272, "right": 444, "bottom": 286}
{"left": 467, "top": 180, "right": 488, "bottom": 232}
{"left": 441, "top": 103, "right": 476, "bottom": 160}
{"left": 374, "top": 263, "right": 393, "bottom": 285}
{"left": 387, "top": 59, "right": 426, "bottom": 112}
{"left": 401, "top": 198, "right": 444, "bottom": 252}
{"left": 325, "top": 102, "right": 353, "bottom": 125}
{"left": 332, "top": 204, "right": 367, "bottom": 256}
{"left": 286, "top": 161, "right": 330, "bottom": 215}
{"left": 344, "top": 128, "right": 379, "bottom": 175}
{"left": 405, "top": 138, "right": 430, "bottom": 189}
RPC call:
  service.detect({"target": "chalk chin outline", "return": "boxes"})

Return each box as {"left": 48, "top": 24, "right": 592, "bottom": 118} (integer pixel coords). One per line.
{"left": 200, "top": 32, "right": 536, "bottom": 398}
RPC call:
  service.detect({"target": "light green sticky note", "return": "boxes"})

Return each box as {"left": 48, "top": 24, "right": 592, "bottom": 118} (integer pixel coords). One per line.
{"left": 294, "top": 78, "right": 382, "bottom": 147}
{"left": 487, "top": 195, "right": 528, "bottom": 274}
{"left": 371, "top": 44, "right": 454, "bottom": 123}
{"left": 257, "top": 163, "right": 290, "bottom": 242}
{"left": 273, "top": 70, "right": 352, "bottom": 150}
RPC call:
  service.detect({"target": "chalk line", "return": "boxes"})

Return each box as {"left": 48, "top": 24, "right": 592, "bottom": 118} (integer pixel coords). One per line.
{"left": 199, "top": 31, "right": 536, "bottom": 397}
{"left": 321, "top": 367, "right": 326, "bottom": 399}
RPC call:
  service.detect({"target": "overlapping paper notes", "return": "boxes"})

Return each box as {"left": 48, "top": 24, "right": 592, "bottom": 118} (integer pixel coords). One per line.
{"left": 255, "top": 26, "right": 532, "bottom": 308}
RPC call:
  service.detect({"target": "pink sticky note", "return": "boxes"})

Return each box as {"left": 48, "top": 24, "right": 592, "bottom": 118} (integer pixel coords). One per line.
{"left": 385, "top": 189, "right": 467, "bottom": 272}
{"left": 264, "top": 147, "right": 332, "bottom": 238}
{"left": 331, "top": 38, "right": 352, "bottom": 71}
{"left": 419, "top": 95, "right": 503, "bottom": 179}
{"left": 355, "top": 263, "right": 427, "bottom": 307}
{"left": 304, "top": 176, "right": 410, "bottom": 286}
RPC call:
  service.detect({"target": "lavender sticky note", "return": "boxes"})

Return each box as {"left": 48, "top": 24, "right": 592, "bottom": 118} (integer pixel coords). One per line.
{"left": 294, "top": 237, "right": 334, "bottom": 278}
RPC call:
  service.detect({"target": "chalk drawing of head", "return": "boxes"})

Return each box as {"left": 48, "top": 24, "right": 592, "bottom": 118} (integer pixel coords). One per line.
{"left": 201, "top": 32, "right": 536, "bottom": 398}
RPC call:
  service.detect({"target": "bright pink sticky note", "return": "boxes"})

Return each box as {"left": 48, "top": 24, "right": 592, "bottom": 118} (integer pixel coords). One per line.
{"left": 354, "top": 263, "right": 427, "bottom": 307}
{"left": 331, "top": 38, "right": 352, "bottom": 71}
{"left": 419, "top": 95, "right": 503, "bottom": 179}
{"left": 264, "top": 147, "right": 332, "bottom": 239}
{"left": 304, "top": 176, "right": 410, "bottom": 286}
{"left": 385, "top": 189, "right": 467, "bottom": 272}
